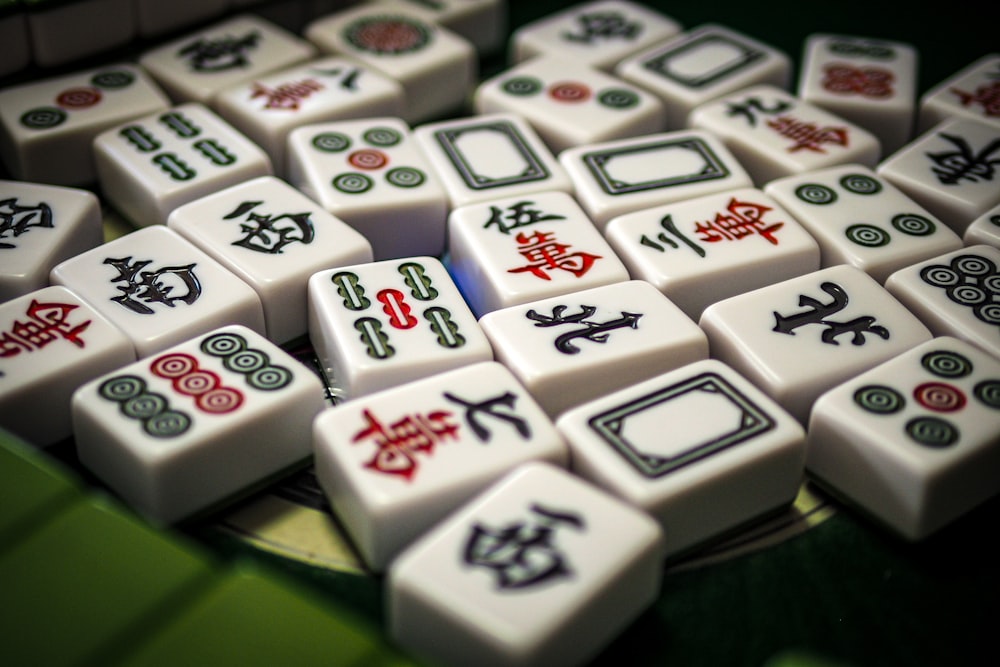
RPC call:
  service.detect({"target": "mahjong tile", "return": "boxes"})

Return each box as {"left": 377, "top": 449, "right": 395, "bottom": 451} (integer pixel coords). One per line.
{"left": 372, "top": 0, "right": 507, "bottom": 55}
{"left": 473, "top": 55, "right": 666, "bottom": 154}
{"left": 918, "top": 54, "right": 1000, "bottom": 133}
{"left": 964, "top": 203, "right": 1000, "bottom": 248}
{"left": 479, "top": 280, "right": 708, "bottom": 417}
{"left": 167, "top": 176, "right": 373, "bottom": 345}
{"left": 449, "top": 190, "right": 630, "bottom": 317}
{"left": 614, "top": 23, "right": 792, "bottom": 129}
{"left": 689, "top": 84, "right": 882, "bottom": 186}
{"left": 509, "top": 0, "right": 682, "bottom": 72}
{"left": 807, "top": 337, "right": 1000, "bottom": 540}
{"left": 797, "top": 34, "right": 918, "bottom": 155}
{"left": 413, "top": 113, "right": 572, "bottom": 210}
{"left": 884, "top": 245, "right": 1000, "bottom": 359}
{"left": 304, "top": 5, "right": 476, "bottom": 123}
{"left": 213, "top": 57, "right": 405, "bottom": 175}
{"left": 0, "top": 180, "right": 103, "bottom": 302}
{"left": 388, "top": 461, "right": 664, "bottom": 667}
{"left": 699, "top": 264, "right": 933, "bottom": 424}
{"left": 312, "top": 361, "right": 568, "bottom": 571}
{"left": 765, "top": 165, "right": 962, "bottom": 284}
{"left": 138, "top": 14, "right": 318, "bottom": 105}
{"left": 134, "top": 0, "right": 228, "bottom": 38}
{"left": 286, "top": 117, "right": 448, "bottom": 259}
{"left": 0, "top": 286, "right": 135, "bottom": 446}
{"left": 25, "top": 0, "right": 133, "bottom": 67}
{"left": 307, "top": 256, "right": 492, "bottom": 399}
{"left": 92, "top": 103, "right": 273, "bottom": 227}
{"left": 72, "top": 324, "right": 325, "bottom": 522}
{"left": 556, "top": 359, "right": 805, "bottom": 557}
{"left": 877, "top": 118, "right": 1000, "bottom": 235}
{"left": 603, "top": 188, "right": 820, "bottom": 319}
{"left": 558, "top": 129, "right": 753, "bottom": 230}
{"left": 0, "top": 64, "right": 169, "bottom": 186}
{"left": 50, "top": 226, "right": 266, "bottom": 359}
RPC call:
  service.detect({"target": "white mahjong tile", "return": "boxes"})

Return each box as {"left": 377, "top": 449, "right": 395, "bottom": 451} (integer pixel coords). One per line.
{"left": 473, "top": 55, "right": 666, "bottom": 154}
{"left": 964, "top": 203, "right": 1000, "bottom": 248}
{"left": 884, "top": 245, "right": 1000, "bottom": 359}
{"left": 305, "top": 5, "right": 476, "bottom": 123}
{"left": 167, "top": 176, "right": 373, "bottom": 345}
{"left": 614, "top": 23, "right": 791, "bottom": 129}
{"left": 0, "top": 64, "right": 169, "bottom": 186}
{"left": 765, "top": 165, "right": 963, "bottom": 284}
{"left": 689, "top": 84, "right": 882, "bottom": 186}
{"left": 449, "top": 190, "right": 630, "bottom": 317}
{"left": 510, "top": 0, "right": 682, "bottom": 72}
{"left": 558, "top": 129, "right": 753, "bottom": 230}
{"left": 287, "top": 117, "right": 448, "bottom": 259}
{"left": 0, "top": 9, "right": 30, "bottom": 78}
{"left": 479, "top": 280, "right": 708, "bottom": 417}
{"left": 797, "top": 34, "right": 918, "bottom": 155}
{"left": 312, "top": 361, "right": 567, "bottom": 571}
{"left": 877, "top": 118, "right": 1000, "bottom": 235}
{"left": 25, "top": 0, "right": 133, "bottom": 67}
{"left": 557, "top": 358, "right": 805, "bottom": 557}
{"left": 918, "top": 54, "right": 1000, "bottom": 133}
{"left": 134, "top": 0, "right": 228, "bottom": 38}
{"left": 50, "top": 226, "right": 265, "bottom": 359}
{"left": 604, "top": 188, "right": 820, "bottom": 320}
{"left": 72, "top": 325, "right": 325, "bottom": 523}
{"left": 139, "top": 14, "right": 318, "bottom": 105}
{"left": 699, "top": 264, "right": 933, "bottom": 424}
{"left": 413, "top": 113, "right": 572, "bottom": 209}
{"left": 0, "top": 180, "right": 103, "bottom": 302}
{"left": 213, "top": 57, "right": 405, "bottom": 176}
{"left": 0, "top": 286, "right": 135, "bottom": 447}
{"left": 807, "top": 337, "right": 1000, "bottom": 540}
{"left": 388, "top": 461, "right": 664, "bottom": 667}
{"left": 307, "top": 256, "right": 492, "bottom": 400}
{"left": 92, "top": 103, "right": 272, "bottom": 227}
{"left": 371, "top": 0, "right": 507, "bottom": 55}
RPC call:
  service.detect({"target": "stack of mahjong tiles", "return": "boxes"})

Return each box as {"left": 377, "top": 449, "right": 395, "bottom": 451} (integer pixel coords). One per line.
{"left": 1, "top": 1, "right": 998, "bottom": 666}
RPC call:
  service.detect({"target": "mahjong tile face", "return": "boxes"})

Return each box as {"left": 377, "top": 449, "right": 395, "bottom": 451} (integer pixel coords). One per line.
{"left": 765, "top": 165, "right": 963, "bottom": 283}
{"left": 884, "top": 245, "right": 1000, "bottom": 359}
{"left": 558, "top": 129, "right": 753, "bottom": 230}
{"left": 0, "top": 64, "right": 169, "bottom": 185}
{"left": 604, "top": 187, "right": 820, "bottom": 319}
{"left": 212, "top": 57, "right": 405, "bottom": 175}
{"left": 72, "top": 325, "right": 326, "bottom": 523}
{"left": 167, "top": 176, "right": 373, "bottom": 345}
{"left": 919, "top": 54, "right": 1000, "bottom": 133}
{"left": 614, "top": 23, "right": 791, "bottom": 128}
{"left": 92, "top": 103, "right": 272, "bottom": 227}
{"left": 449, "top": 190, "right": 630, "bottom": 317}
{"left": 0, "top": 286, "right": 134, "bottom": 446}
{"left": 286, "top": 116, "right": 448, "bottom": 259}
{"left": 473, "top": 55, "right": 666, "bottom": 154}
{"left": 798, "top": 34, "right": 918, "bottom": 154}
{"left": 413, "top": 113, "right": 572, "bottom": 209}
{"left": 138, "top": 14, "right": 318, "bottom": 104}
{"left": 807, "top": 337, "right": 1000, "bottom": 540}
{"left": 556, "top": 359, "right": 805, "bottom": 556}
{"left": 479, "top": 280, "right": 708, "bottom": 416}
{"left": 877, "top": 117, "right": 1000, "bottom": 235}
{"left": 304, "top": 5, "right": 476, "bottom": 123}
{"left": 964, "top": 203, "right": 1000, "bottom": 248}
{"left": 699, "top": 264, "right": 933, "bottom": 424}
{"left": 307, "top": 256, "right": 493, "bottom": 399}
{"left": 312, "top": 361, "right": 567, "bottom": 571}
{"left": 689, "top": 84, "right": 882, "bottom": 186}
{"left": 0, "top": 180, "right": 103, "bottom": 302}
{"left": 509, "top": 0, "right": 682, "bottom": 72}
{"left": 50, "top": 226, "right": 265, "bottom": 358}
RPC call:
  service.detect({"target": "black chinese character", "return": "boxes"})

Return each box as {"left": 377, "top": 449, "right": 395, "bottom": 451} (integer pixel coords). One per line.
{"left": 104, "top": 257, "right": 202, "bottom": 315}
{"left": 927, "top": 133, "right": 1000, "bottom": 185}
{"left": 562, "top": 12, "right": 641, "bottom": 43}
{"left": 443, "top": 391, "right": 531, "bottom": 442}
{"left": 222, "top": 200, "right": 315, "bottom": 254}
{"left": 178, "top": 31, "right": 261, "bottom": 72}
{"left": 725, "top": 96, "right": 793, "bottom": 127}
{"left": 772, "top": 281, "right": 889, "bottom": 346}
{"left": 527, "top": 304, "right": 642, "bottom": 354}
{"left": 483, "top": 200, "right": 566, "bottom": 235}
{"left": 0, "top": 197, "right": 53, "bottom": 249}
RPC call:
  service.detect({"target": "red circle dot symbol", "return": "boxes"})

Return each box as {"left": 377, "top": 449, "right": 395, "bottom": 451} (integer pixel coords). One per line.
{"left": 56, "top": 87, "right": 102, "bottom": 109}
{"left": 913, "top": 382, "right": 966, "bottom": 412}
{"left": 348, "top": 149, "right": 389, "bottom": 170}
{"left": 196, "top": 387, "right": 244, "bottom": 414}
{"left": 174, "top": 370, "right": 221, "bottom": 397}
{"left": 150, "top": 353, "right": 198, "bottom": 379}
{"left": 548, "top": 82, "right": 592, "bottom": 103}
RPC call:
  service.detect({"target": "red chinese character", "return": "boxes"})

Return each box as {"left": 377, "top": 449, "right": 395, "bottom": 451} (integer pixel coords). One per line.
{"left": 693, "top": 198, "right": 784, "bottom": 245}
{"left": 0, "top": 300, "right": 90, "bottom": 358}
{"left": 822, "top": 64, "right": 894, "bottom": 99}
{"left": 352, "top": 408, "right": 460, "bottom": 481}
{"left": 249, "top": 78, "right": 325, "bottom": 110}
{"left": 507, "top": 231, "right": 601, "bottom": 281}
{"left": 766, "top": 116, "right": 849, "bottom": 153}
{"left": 950, "top": 81, "right": 1000, "bottom": 118}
